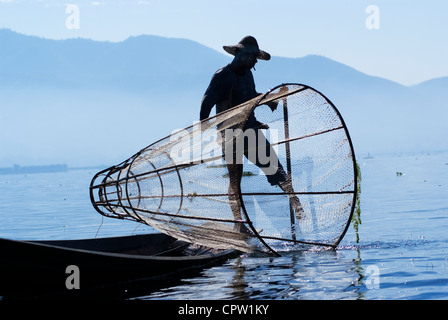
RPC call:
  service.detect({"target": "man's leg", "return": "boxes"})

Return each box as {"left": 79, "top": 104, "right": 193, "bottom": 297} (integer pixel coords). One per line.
{"left": 249, "top": 129, "right": 305, "bottom": 219}
{"left": 278, "top": 176, "right": 305, "bottom": 219}
{"left": 222, "top": 131, "right": 252, "bottom": 233}
{"left": 226, "top": 162, "right": 253, "bottom": 234}
{"left": 226, "top": 163, "right": 243, "bottom": 221}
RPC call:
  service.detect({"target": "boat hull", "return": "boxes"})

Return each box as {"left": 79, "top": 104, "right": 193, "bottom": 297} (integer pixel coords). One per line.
{"left": 0, "top": 233, "right": 239, "bottom": 298}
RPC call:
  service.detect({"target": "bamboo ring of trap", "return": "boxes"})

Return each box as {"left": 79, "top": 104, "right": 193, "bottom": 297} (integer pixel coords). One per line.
{"left": 90, "top": 84, "right": 358, "bottom": 255}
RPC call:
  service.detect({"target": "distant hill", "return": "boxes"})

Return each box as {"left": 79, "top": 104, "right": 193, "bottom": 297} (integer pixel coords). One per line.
{"left": 0, "top": 29, "right": 226, "bottom": 94}
{"left": 0, "top": 29, "right": 446, "bottom": 166}
{"left": 412, "top": 76, "right": 448, "bottom": 102}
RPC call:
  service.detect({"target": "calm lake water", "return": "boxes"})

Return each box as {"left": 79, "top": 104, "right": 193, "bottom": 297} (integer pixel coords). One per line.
{"left": 1, "top": 152, "right": 447, "bottom": 300}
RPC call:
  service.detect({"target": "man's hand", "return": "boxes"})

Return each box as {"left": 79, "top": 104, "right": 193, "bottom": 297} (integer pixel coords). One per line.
{"left": 200, "top": 119, "right": 212, "bottom": 132}
{"left": 254, "top": 121, "right": 269, "bottom": 130}
{"left": 267, "top": 101, "right": 278, "bottom": 112}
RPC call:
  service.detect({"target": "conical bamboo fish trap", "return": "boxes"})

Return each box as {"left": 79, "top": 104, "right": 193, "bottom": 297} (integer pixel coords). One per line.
{"left": 90, "top": 84, "right": 358, "bottom": 255}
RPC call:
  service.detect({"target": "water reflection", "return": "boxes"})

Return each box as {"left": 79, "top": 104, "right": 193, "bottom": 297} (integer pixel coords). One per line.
{"left": 143, "top": 246, "right": 367, "bottom": 300}
{"left": 346, "top": 247, "right": 366, "bottom": 299}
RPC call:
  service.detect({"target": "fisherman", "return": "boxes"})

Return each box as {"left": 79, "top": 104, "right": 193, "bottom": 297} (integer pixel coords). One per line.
{"left": 199, "top": 36, "right": 304, "bottom": 232}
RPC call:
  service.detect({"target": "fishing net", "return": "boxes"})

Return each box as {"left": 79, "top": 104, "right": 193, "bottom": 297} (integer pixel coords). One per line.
{"left": 90, "top": 84, "right": 357, "bottom": 255}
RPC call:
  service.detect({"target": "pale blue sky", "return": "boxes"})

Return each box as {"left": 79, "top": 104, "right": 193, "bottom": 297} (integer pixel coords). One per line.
{"left": 0, "top": 0, "right": 447, "bottom": 85}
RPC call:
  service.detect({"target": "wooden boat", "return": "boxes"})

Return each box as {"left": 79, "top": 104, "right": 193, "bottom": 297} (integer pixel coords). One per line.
{"left": 0, "top": 233, "right": 239, "bottom": 299}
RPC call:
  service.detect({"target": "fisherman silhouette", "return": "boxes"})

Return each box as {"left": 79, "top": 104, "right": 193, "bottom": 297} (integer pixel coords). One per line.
{"left": 200, "top": 36, "right": 304, "bottom": 232}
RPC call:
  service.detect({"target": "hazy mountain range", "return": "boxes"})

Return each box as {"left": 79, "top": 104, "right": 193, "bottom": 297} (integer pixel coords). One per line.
{"left": 0, "top": 29, "right": 446, "bottom": 167}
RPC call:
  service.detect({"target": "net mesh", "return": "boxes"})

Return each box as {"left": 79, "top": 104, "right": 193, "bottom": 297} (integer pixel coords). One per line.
{"left": 90, "top": 84, "right": 357, "bottom": 254}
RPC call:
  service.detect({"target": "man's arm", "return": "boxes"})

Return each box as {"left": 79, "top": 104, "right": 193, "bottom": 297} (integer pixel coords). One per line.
{"left": 199, "top": 93, "right": 215, "bottom": 121}
{"left": 199, "top": 68, "right": 228, "bottom": 121}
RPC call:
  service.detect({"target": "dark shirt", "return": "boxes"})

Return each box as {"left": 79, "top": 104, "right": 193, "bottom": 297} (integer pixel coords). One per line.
{"left": 200, "top": 65, "right": 261, "bottom": 127}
